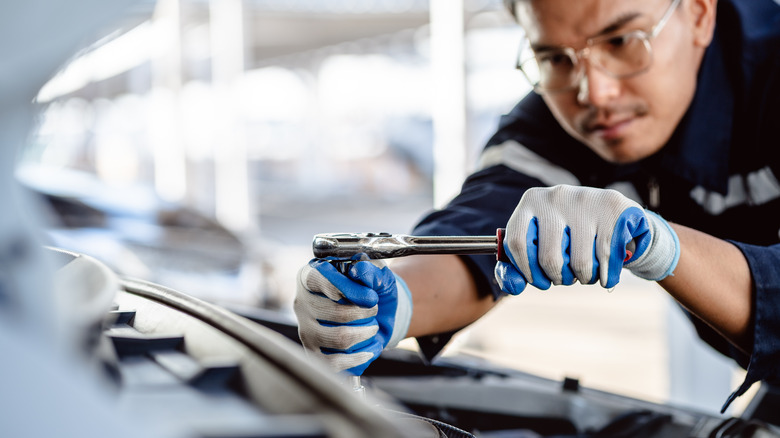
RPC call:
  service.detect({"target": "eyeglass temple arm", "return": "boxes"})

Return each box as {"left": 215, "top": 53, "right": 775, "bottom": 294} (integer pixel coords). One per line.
{"left": 650, "top": 0, "right": 681, "bottom": 38}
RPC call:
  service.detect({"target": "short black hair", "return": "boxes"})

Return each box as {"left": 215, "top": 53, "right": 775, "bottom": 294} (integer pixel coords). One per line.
{"left": 504, "top": 0, "right": 678, "bottom": 19}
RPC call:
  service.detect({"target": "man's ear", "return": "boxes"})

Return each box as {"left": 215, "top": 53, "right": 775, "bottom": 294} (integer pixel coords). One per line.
{"left": 687, "top": 0, "right": 717, "bottom": 47}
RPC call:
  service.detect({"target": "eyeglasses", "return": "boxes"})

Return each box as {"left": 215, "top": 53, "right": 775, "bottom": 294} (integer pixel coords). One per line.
{"left": 516, "top": 0, "right": 681, "bottom": 93}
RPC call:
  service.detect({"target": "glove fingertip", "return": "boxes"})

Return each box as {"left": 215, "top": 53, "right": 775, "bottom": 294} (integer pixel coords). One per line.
{"left": 494, "top": 261, "right": 527, "bottom": 295}
{"left": 345, "top": 361, "right": 371, "bottom": 376}
{"left": 348, "top": 260, "right": 394, "bottom": 291}
{"left": 342, "top": 345, "right": 383, "bottom": 375}
{"left": 603, "top": 253, "right": 623, "bottom": 289}
{"left": 601, "top": 275, "right": 618, "bottom": 289}
{"left": 347, "top": 291, "right": 379, "bottom": 308}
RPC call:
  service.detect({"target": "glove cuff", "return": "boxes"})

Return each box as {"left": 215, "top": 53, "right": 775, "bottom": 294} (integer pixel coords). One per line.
{"left": 625, "top": 211, "right": 680, "bottom": 281}
{"left": 386, "top": 273, "right": 412, "bottom": 348}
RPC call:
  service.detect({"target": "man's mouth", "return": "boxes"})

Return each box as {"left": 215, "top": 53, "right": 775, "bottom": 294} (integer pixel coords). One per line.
{"left": 579, "top": 102, "right": 649, "bottom": 143}
{"left": 587, "top": 117, "right": 635, "bottom": 141}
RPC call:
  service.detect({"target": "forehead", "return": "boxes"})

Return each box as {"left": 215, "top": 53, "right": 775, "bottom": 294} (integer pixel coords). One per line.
{"left": 516, "top": 0, "right": 660, "bottom": 45}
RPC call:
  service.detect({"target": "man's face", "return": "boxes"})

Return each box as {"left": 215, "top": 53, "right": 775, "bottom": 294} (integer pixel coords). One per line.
{"left": 515, "top": 0, "right": 710, "bottom": 164}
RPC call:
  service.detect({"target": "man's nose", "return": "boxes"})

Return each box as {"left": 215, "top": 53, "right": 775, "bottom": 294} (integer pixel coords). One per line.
{"left": 576, "top": 62, "right": 620, "bottom": 106}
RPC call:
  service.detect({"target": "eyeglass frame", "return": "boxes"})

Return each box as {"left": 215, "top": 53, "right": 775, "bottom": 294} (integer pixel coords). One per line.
{"left": 516, "top": 0, "right": 682, "bottom": 93}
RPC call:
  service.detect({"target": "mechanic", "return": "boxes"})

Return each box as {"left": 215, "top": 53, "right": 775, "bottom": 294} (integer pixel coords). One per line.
{"left": 295, "top": 0, "right": 780, "bottom": 412}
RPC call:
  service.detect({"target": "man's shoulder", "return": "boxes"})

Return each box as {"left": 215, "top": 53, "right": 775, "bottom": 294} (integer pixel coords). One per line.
{"left": 492, "top": 93, "right": 554, "bottom": 137}
{"left": 486, "top": 93, "right": 574, "bottom": 153}
{"left": 718, "top": 0, "right": 780, "bottom": 48}
{"left": 479, "top": 93, "right": 622, "bottom": 188}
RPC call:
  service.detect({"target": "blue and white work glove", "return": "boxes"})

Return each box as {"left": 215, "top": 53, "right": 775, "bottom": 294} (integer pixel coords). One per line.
{"left": 495, "top": 185, "right": 680, "bottom": 294}
{"left": 294, "top": 255, "right": 412, "bottom": 375}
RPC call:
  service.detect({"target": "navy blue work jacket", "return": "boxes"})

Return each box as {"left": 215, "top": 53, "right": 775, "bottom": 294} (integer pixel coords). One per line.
{"left": 413, "top": 0, "right": 780, "bottom": 410}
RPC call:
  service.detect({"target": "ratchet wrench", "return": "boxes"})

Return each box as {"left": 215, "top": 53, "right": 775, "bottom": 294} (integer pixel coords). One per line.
{"left": 313, "top": 229, "right": 635, "bottom": 263}
{"left": 312, "top": 228, "right": 510, "bottom": 262}
{"left": 312, "top": 229, "right": 634, "bottom": 397}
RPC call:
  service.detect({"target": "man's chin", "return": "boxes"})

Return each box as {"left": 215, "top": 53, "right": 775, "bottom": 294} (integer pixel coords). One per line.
{"left": 587, "top": 138, "right": 651, "bottom": 164}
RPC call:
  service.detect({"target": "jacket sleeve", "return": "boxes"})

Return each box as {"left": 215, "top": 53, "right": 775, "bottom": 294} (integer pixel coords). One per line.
{"left": 718, "top": 241, "right": 780, "bottom": 412}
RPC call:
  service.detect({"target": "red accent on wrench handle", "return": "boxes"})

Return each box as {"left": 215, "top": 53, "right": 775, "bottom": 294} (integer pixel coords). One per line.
{"left": 496, "top": 228, "right": 510, "bottom": 263}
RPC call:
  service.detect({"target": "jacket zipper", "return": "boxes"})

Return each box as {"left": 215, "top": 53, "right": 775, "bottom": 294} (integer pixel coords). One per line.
{"left": 648, "top": 177, "right": 660, "bottom": 210}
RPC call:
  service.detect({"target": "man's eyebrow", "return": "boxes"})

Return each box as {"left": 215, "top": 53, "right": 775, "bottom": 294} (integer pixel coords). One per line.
{"left": 530, "top": 11, "right": 642, "bottom": 52}
{"left": 596, "top": 12, "right": 642, "bottom": 37}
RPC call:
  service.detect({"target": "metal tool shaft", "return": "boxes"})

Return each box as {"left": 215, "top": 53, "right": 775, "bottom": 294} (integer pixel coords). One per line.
{"left": 312, "top": 230, "right": 506, "bottom": 260}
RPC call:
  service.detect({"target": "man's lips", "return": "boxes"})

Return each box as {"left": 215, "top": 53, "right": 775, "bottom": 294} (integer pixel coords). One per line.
{"left": 586, "top": 117, "right": 635, "bottom": 140}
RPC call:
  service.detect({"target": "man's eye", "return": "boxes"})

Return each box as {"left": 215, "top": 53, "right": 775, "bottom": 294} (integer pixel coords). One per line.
{"left": 605, "top": 35, "right": 631, "bottom": 48}
{"left": 539, "top": 52, "right": 572, "bottom": 67}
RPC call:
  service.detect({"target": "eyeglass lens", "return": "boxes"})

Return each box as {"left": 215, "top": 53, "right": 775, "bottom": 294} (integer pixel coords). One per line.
{"left": 521, "top": 32, "right": 652, "bottom": 91}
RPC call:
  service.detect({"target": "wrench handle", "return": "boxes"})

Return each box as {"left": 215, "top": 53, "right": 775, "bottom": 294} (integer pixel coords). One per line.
{"left": 313, "top": 228, "right": 511, "bottom": 262}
